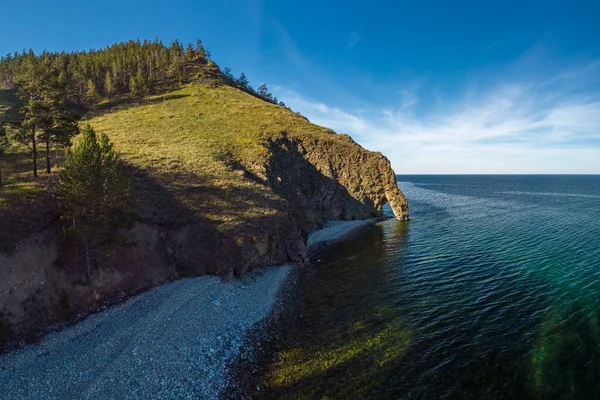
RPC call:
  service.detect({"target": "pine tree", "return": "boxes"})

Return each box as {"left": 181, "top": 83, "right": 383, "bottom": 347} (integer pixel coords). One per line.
{"left": 0, "top": 125, "right": 9, "bottom": 189}
{"left": 46, "top": 106, "right": 79, "bottom": 169}
{"left": 257, "top": 83, "right": 274, "bottom": 101}
{"left": 185, "top": 44, "right": 196, "bottom": 62}
{"left": 257, "top": 83, "right": 267, "bottom": 97}
{"left": 13, "top": 56, "right": 51, "bottom": 177}
{"left": 129, "top": 75, "right": 138, "bottom": 96}
{"left": 223, "top": 67, "right": 234, "bottom": 84}
{"left": 43, "top": 72, "right": 78, "bottom": 173}
{"left": 57, "top": 125, "right": 135, "bottom": 277}
{"left": 131, "top": 65, "right": 145, "bottom": 97}
{"left": 103, "top": 70, "right": 115, "bottom": 100}
{"left": 57, "top": 71, "right": 67, "bottom": 87}
{"left": 85, "top": 79, "right": 98, "bottom": 104}
{"left": 237, "top": 72, "right": 250, "bottom": 89}
{"left": 14, "top": 97, "right": 52, "bottom": 178}
{"left": 195, "top": 39, "right": 207, "bottom": 60}
{"left": 14, "top": 59, "right": 77, "bottom": 175}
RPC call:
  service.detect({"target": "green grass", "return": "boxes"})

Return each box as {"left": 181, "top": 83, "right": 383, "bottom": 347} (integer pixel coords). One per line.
{"left": 0, "top": 89, "right": 19, "bottom": 123}
{"left": 86, "top": 84, "right": 329, "bottom": 170}
{"left": 84, "top": 83, "right": 341, "bottom": 231}
{"left": 0, "top": 80, "right": 364, "bottom": 248}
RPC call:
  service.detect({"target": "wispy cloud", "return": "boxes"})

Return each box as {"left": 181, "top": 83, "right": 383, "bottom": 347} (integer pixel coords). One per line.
{"left": 273, "top": 57, "right": 600, "bottom": 174}
{"left": 347, "top": 31, "right": 361, "bottom": 48}
{"left": 480, "top": 40, "right": 503, "bottom": 52}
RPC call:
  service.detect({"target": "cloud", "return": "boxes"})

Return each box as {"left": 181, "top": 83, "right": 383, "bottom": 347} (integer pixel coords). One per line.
{"left": 480, "top": 40, "right": 503, "bottom": 52}
{"left": 273, "top": 58, "right": 600, "bottom": 174}
{"left": 347, "top": 31, "right": 361, "bottom": 48}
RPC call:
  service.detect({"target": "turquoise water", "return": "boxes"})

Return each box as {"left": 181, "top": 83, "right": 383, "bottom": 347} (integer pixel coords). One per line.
{"left": 254, "top": 175, "right": 600, "bottom": 399}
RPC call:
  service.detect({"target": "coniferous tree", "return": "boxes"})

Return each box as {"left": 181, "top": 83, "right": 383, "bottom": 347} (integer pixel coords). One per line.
{"left": 41, "top": 86, "right": 78, "bottom": 173}
{"left": 257, "top": 83, "right": 274, "bottom": 102}
{"left": 13, "top": 55, "right": 48, "bottom": 177}
{"left": 13, "top": 56, "right": 77, "bottom": 175}
{"left": 85, "top": 79, "right": 98, "bottom": 104}
{"left": 237, "top": 72, "right": 250, "bottom": 89}
{"left": 133, "top": 65, "right": 145, "bottom": 97}
{"left": 195, "top": 39, "right": 207, "bottom": 60}
{"left": 103, "top": 70, "right": 115, "bottom": 100}
{"left": 223, "top": 67, "right": 234, "bottom": 84}
{"left": 257, "top": 83, "right": 268, "bottom": 97}
{"left": 14, "top": 99, "right": 52, "bottom": 177}
{"left": 46, "top": 106, "right": 79, "bottom": 170}
{"left": 129, "top": 75, "right": 138, "bottom": 97}
{"left": 0, "top": 38, "right": 282, "bottom": 114}
{"left": 185, "top": 44, "right": 196, "bottom": 62}
{"left": 57, "top": 125, "right": 135, "bottom": 277}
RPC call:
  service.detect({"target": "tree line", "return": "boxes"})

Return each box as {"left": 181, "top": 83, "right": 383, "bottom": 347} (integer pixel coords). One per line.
{"left": 0, "top": 38, "right": 285, "bottom": 181}
{"left": 0, "top": 38, "right": 284, "bottom": 109}
{"left": 0, "top": 38, "right": 212, "bottom": 105}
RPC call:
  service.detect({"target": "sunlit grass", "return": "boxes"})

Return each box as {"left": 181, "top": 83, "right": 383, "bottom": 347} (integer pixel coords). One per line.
{"left": 84, "top": 83, "right": 343, "bottom": 232}
{"left": 1, "top": 80, "right": 371, "bottom": 248}
{"left": 0, "top": 147, "right": 53, "bottom": 211}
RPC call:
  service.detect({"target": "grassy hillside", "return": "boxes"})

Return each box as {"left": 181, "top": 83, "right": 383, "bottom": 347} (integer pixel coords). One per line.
{"left": 84, "top": 83, "right": 338, "bottom": 232}
{"left": 0, "top": 43, "right": 408, "bottom": 342}
{"left": 1, "top": 77, "right": 396, "bottom": 253}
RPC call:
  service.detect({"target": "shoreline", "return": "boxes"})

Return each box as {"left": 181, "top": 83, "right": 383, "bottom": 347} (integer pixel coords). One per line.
{"left": 222, "top": 218, "right": 379, "bottom": 398}
{"left": 0, "top": 219, "right": 377, "bottom": 399}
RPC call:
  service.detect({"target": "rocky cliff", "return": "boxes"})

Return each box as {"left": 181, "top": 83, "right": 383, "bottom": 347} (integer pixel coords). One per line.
{"left": 259, "top": 132, "right": 409, "bottom": 228}
{"left": 0, "top": 83, "right": 409, "bottom": 343}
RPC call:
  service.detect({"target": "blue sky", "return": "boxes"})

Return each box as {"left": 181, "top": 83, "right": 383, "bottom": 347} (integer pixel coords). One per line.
{"left": 1, "top": 0, "right": 599, "bottom": 173}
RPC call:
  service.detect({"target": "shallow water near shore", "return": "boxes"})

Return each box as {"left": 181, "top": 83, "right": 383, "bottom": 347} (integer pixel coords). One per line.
{"left": 251, "top": 175, "right": 600, "bottom": 399}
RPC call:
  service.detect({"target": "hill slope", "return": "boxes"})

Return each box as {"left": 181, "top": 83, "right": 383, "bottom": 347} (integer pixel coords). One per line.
{"left": 85, "top": 82, "right": 409, "bottom": 276}
{"left": 0, "top": 79, "right": 408, "bottom": 339}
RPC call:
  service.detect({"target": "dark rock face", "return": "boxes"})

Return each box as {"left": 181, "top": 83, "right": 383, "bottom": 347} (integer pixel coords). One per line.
{"left": 259, "top": 133, "right": 409, "bottom": 228}
{"left": 0, "top": 131, "right": 408, "bottom": 341}
{"left": 214, "top": 132, "right": 409, "bottom": 277}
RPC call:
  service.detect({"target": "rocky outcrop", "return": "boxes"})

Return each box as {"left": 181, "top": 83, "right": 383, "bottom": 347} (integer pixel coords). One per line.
{"left": 258, "top": 132, "right": 409, "bottom": 228}
{"left": 0, "top": 129, "right": 408, "bottom": 343}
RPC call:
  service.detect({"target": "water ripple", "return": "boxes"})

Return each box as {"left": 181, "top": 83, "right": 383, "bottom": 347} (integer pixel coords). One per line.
{"left": 256, "top": 176, "right": 600, "bottom": 399}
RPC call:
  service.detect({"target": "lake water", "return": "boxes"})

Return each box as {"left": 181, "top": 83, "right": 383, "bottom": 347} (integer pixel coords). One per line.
{"left": 252, "top": 175, "right": 600, "bottom": 399}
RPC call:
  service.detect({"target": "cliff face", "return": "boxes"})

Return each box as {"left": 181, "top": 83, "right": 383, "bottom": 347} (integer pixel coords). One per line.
{"left": 0, "top": 83, "right": 409, "bottom": 343}
{"left": 0, "top": 131, "right": 408, "bottom": 340}
{"left": 259, "top": 133, "right": 409, "bottom": 228}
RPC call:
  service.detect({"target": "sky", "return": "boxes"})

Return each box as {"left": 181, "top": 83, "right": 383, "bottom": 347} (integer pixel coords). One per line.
{"left": 1, "top": 0, "right": 599, "bottom": 173}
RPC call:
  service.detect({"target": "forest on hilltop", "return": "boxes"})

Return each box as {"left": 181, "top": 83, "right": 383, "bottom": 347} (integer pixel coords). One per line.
{"left": 0, "top": 38, "right": 284, "bottom": 180}
{"left": 0, "top": 38, "right": 281, "bottom": 109}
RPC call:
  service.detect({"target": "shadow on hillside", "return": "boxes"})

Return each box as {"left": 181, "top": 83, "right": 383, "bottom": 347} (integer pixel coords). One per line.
{"left": 262, "top": 134, "right": 381, "bottom": 232}
{"left": 0, "top": 148, "right": 61, "bottom": 254}
{"left": 125, "top": 162, "right": 304, "bottom": 277}
{"left": 128, "top": 163, "right": 287, "bottom": 226}
{"left": 122, "top": 134, "right": 386, "bottom": 276}
{"left": 87, "top": 92, "right": 191, "bottom": 119}
{"left": 0, "top": 89, "right": 21, "bottom": 123}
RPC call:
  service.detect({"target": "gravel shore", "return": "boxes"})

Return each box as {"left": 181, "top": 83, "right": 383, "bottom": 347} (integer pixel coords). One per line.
{"left": 307, "top": 219, "right": 377, "bottom": 248}
{"left": 0, "top": 220, "right": 375, "bottom": 400}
